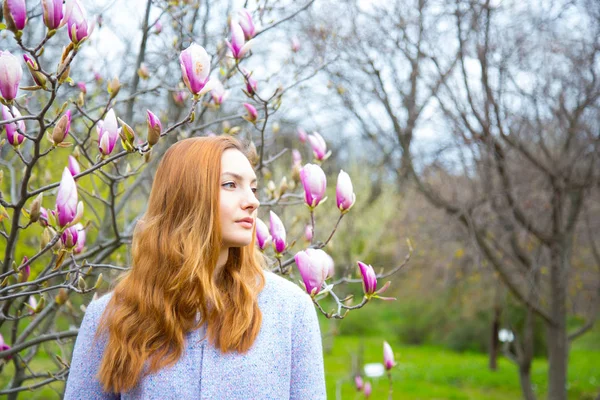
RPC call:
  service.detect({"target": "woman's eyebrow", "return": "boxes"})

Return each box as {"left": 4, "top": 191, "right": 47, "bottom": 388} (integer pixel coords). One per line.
{"left": 221, "top": 172, "right": 258, "bottom": 184}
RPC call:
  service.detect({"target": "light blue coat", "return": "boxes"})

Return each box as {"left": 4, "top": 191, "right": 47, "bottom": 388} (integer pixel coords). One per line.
{"left": 64, "top": 272, "right": 326, "bottom": 399}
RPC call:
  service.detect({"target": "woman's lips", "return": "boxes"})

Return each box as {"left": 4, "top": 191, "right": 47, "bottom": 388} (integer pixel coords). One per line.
{"left": 236, "top": 218, "right": 254, "bottom": 229}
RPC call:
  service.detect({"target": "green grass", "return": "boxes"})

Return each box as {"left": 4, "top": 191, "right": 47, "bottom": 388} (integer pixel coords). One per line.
{"left": 2, "top": 330, "right": 599, "bottom": 399}
{"left": 324, "top": 336, "right": 600, "bottom": 400}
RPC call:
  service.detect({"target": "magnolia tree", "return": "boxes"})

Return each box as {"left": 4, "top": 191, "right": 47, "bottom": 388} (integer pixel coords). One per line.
{"left": 0, "top": 0, "right": 410, "bottom": 396}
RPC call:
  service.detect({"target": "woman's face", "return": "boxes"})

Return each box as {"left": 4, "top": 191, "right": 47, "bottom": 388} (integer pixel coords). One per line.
{"left": 219, "top": 149, "right": 260, "bottom": 248}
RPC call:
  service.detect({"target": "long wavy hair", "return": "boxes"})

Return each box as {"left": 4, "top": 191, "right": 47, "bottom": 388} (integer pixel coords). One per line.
{"left": 96, "top": 136, "right": 265, "bottom": 393}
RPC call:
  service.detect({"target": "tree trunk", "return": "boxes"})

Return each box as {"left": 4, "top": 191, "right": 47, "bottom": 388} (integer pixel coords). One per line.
{"left": 489, "top": 306, "right": 501, "bottom": 371}
{"left": 519, "top": 363, "right": 536, "bottom": 400}
{"left": 519, "top": 364, "right": 536, "bottom": 400}
{"left": 503, "top": 305, "right": 537, "bottom": 400}
{"left": 518, "top": 305, "right": 536, "bottom": 400}
{"left": 546, "top": 300, "right": 568, "bottom": 400}
{"left": 547, "top": 243, "right": 569, "bottom": 400}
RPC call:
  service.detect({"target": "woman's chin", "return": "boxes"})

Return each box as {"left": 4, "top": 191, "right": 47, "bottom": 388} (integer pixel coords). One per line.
{"left": 223, "top": 237, "right": 253, "bottom": 249}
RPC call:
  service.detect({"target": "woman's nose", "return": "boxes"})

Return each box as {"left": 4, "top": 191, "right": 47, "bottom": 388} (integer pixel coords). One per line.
{"left": 242, "top": 188, "right": 260, "bottom": 210}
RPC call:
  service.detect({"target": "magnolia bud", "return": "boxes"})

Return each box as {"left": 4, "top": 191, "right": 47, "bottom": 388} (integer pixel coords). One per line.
{"left": 243, "top": 103, "right": 258, "bottom": 123}
{"left": 3, "top": 0, "right": 27, "bottom": 34}
{"left": 269, "top": 211, "right": 287, "bottom": 255}
{"left": 23, "top": 54, "right": 46, "bottom": 88}
{"left": 77, "top": 276, "right": 87, "bottom": 291}
{"left": 55, "top": 288, "right": 69, "bottom": 305}
{"left": 278, "top": 176, "right": 289, "bottom": 197}
{"left": 358, "top": 261, "right": 377, "bottom": 296}
{"left": 107, "top": 77, "right": 121, "bottom": 99}
{"left": 117, "top": 118, "right": 136, "bottom": 152}
{"left": 52, "top": 110, "right": 71, "bottom": 145}
{"left": 41, "top": 227, "right": 52, "bottom": 249}
{"left": 18, "top": 256, "right": 30, "bottom": 283}
{"left": 146, "top": 110, "right": 161, "bottom": 147}
{"left": 300, "top": 164, "right": 327, "bottom": 209}
{"left": 0, "top": 51, "right": 22, "bottom": 101}
{"left": 29, "top": 193, "right": 43, "bottom": 223}
{"left": 383, "top": 341, "right": 396, "bottom": 370}
{"left": 137, "top": 63, "right": 150, "bottom": 79}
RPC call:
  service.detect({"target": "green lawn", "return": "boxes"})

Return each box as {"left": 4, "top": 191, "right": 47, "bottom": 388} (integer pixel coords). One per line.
{"left": 325, "top": 336, "right": 600, "bottom": 400}
{"left": 1, "top": 333, "right": 598, "bottom": 399}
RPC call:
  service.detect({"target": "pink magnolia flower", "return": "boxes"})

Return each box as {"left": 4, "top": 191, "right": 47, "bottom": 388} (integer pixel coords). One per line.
{"left": 357, "top": 261, "right": 395, "bottom": 300}
{"left": 73, "top": 223, "right": 86, "bottom": 254}
{"left": 68, "top": 155, "right": 80, "bottom": 177}
{"left": 358, "top": 261, "right": 377, "bottom": 295}
{"left": 243, "top": 103, "right": 258, "bottom": 123}
{"left": 154, "top": 20, "right": 162, "bottom": 34}
{"left": 22, "top": 54, "right": 46, "bottom": 87}
{"left": 210, "top": 80, "right": 229, "bottom": 106}
{"left": 18, "top": 256, "right": 30, "bottom": 283}
{"left": 354, "top": 375, "right": 364, "bottom": 391}
{"left": 0, "top": 333, "right": 12, "bottom": 359}
{"left": 336, "top": 170, "right": 356, "bottom": 213}
{"left": 308, "top": 131, "right": 331, "bottom": 161}
{"left": 97, "top": 109, "right": 119, "bottom": 156}
{"left": 146, "top": 110, "right": 161, "bottom": 146}
{"left": 3, "top": 0, "right": 27, "bottom": 32}
{"left": 304, "top": 224, "right": 313, "bottom": 242}
{"left": 299, "top": 163, "right": 327, "bottom": 208}
{"left": 0, "top": 51, "right": 23, "bottom": 101}
{"left": 61, "top": 225, "right": 79, "bottom": 249}
{"left": 1, "top": 105, "right": 26, "bottom": 147}
{"left": 39, "top": 207, "right": 49, "bottom": 227}
{"left": 255, "top": 217, "right": 270, "bottom": 251}
{"left": 226, "top": 21, "right": 253, "bottom": 60}
{"left": 297, "top": 128, "right": 307, "bottom": 143}
{"left": 77, "top": 81, "right": 87, "bottom": 93}
{"left": 323, "top": 251, "right": 335, "bottom": 279}
{"left": 383, "top": 341, "right": 396, "bottom": 370}
{"left": 27, "top": 296, "right": 38, "bottom": 314}
{"left": 242, "top": 69, "right": 258, "bottom": 95}
{"left": 56, "top": 167, "right": 78, "bottom": 227}
{"left": 364, "top": 381, "right": 372, "bottom": 398}
{"left": 237, "top": 9, "right": 256, "bottom": 40}
{"left": 179, "top": 43, "right": 212, "bottom": 96}
{"left": 269, "top": 211, "right": 286, "bottom": 254}
{"left": 294, "top": 248, "right": 331, "bottom": 296}
{"left": 42, "top": 0, "right": 73, "bottom": 30}
{"left": 292, "top": 149, "right": 302, "bottom": 167}
{"left": 67, "top": 0, "right": 95, "bottom": 44}
{"left": 291, "top": 37, "right": 301, "bottom": 52}
{"left": 173, "top": 90, "right": 188, "bottom": 105}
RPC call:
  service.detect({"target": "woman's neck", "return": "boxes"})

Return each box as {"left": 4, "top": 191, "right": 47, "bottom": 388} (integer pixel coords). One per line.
{"left": 217, "top": 247, "right": 229, "bottom": 269}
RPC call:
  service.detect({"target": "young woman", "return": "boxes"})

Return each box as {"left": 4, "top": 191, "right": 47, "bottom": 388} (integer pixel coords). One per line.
{"left": 64, "top": 136, "right": 326, "bottom": 399}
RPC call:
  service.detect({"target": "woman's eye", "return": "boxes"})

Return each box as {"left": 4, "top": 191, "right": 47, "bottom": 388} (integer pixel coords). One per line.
{"left": 251, "top": 188, "right": 258, "bottom": 194}
{"left": 222, "top": 182, "right": 236, "bottom": 189}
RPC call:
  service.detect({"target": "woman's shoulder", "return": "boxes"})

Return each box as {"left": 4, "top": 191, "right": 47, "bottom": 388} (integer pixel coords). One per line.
{"left": 262, "top": 270, "right": 306, "bottom": 296}
{"left": 260, "top": 270, "right": 313, "bottom": 310}
{"left": 82, "top": 291, "right": 113, "bottom": 323}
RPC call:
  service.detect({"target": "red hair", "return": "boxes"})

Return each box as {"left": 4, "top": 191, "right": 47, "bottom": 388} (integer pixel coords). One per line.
{"left": 96, "top": 136, "right": 265, "bottom": 393}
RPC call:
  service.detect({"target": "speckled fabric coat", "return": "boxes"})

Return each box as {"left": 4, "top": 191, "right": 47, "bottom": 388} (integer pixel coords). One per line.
{"left": 64, "top": 271, "right": 326, "bottom": 399}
